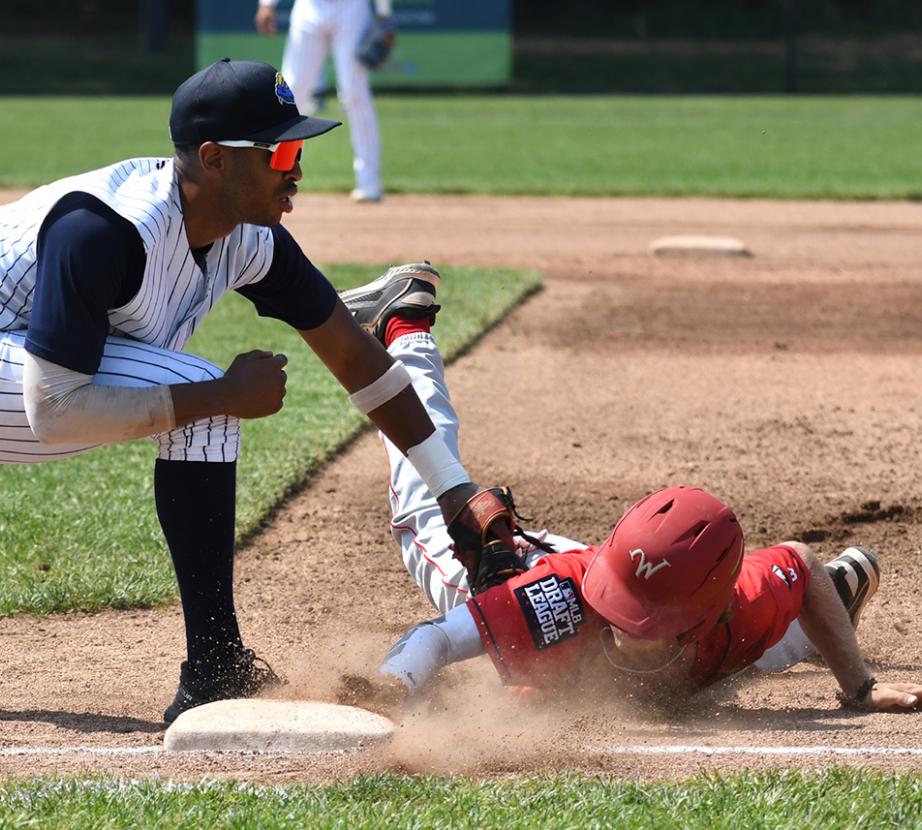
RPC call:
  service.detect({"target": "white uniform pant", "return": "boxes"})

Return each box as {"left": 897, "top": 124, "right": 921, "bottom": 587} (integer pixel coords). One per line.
{"left": 382, "top": 331, "right": 817, "bottom": 669}
{"left": 0, "top": 332, "right": 240, "bottom": 464}
{"left": 283, "top": 0, "right": 381, "bottom": 194}
{"left": 383, "top": 332, "right": 584, "bottom": 615}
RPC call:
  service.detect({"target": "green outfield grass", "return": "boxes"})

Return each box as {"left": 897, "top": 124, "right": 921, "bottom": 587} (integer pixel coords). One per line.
{"left": 0, "top": 265, "right": 540, "bottom": 616}
{"left": 1, "top": 95, "right": 921, "bottom": 198}
{"left": 3, "top": 769, "right": 921, "bottom": 829}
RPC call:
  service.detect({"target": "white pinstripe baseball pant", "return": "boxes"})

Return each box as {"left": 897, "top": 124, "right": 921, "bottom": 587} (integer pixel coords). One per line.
{"left": 0, "top": 332, "right": 240, "bottom": 464}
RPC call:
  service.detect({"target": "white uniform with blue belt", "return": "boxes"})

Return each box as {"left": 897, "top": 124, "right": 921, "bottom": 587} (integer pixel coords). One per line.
{"left": 259, "top": 0, "right": 390, "bottom": 201}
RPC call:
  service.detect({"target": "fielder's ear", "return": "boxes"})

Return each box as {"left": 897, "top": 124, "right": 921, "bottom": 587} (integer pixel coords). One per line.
{"left": 198, "top": 142, "right": 226, "bottom": 172}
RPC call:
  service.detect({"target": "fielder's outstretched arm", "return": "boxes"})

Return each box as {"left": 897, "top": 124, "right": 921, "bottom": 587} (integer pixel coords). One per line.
{"left": 299, "top": 299, "right": 480, "bottom": 515}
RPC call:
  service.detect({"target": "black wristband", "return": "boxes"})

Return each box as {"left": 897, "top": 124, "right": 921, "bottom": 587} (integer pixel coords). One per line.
{"left": 837, "top": 675, "right": 877, "bottom": 709}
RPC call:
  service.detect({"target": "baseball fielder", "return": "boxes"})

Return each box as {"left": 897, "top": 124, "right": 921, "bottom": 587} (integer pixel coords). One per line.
{"left": 338, "top": 269, "right": 922, "bottom": 714}
{"left": 255, "top": 0, "right": 393, "bottom": 202}
{"left": 0, "top": 59, "right": 508, "bottom": 723}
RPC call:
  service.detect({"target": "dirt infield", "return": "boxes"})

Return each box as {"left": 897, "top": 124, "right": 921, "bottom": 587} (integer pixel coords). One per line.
{"left": 1, "top": 192, "right": 921, "bottom": 782}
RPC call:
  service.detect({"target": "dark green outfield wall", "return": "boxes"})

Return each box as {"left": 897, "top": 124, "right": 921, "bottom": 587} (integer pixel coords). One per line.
{"left": 3, "top": 0, "right": 922, "bottom": 93}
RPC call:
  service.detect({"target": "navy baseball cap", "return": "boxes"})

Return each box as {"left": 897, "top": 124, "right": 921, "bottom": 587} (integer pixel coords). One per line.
{"left": 169, "top": 58, "right": 341, "bottom": 145}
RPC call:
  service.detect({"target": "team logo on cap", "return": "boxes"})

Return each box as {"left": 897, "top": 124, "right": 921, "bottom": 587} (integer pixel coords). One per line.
{"left": 629, "top": 548, "right": 671, "bottom": 580}
{"left": 274, "top": 72, "right": 295, "bottom": 106}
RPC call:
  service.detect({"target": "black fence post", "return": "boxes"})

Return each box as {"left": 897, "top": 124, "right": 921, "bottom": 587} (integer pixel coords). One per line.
{"left": 140, "top": 0, "right": 168, "bottom": 54}
{"left": 783, "top": 0, "right": 799, "bottom": 92}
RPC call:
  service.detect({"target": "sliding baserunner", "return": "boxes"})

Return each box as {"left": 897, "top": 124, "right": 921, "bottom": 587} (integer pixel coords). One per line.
{"left": 339, "top": 268, "right": 922, "bottom": 713}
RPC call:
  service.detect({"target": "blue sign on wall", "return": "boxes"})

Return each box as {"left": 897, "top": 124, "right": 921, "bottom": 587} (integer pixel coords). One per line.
{"left": 197, "top": 0, "right": 511, "bottom": 87}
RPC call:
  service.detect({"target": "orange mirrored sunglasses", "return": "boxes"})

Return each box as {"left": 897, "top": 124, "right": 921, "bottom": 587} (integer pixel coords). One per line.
{"left": 216, "top": 139, "right": 304, "bottom": 171}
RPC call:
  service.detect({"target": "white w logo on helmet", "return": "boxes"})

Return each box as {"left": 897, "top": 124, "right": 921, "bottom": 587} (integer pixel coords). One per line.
{"left": 629, "top": 548, "right": 671, "bottom": 580}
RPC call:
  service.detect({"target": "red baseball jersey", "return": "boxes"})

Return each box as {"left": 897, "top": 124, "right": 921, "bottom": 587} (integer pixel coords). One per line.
{"left": 467, "top": 543, "right": 810, "bottom": 693}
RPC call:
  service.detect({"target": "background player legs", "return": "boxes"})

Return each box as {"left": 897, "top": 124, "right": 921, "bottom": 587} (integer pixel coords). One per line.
{"left": 280, "top": 0, "right": 381, "bottom": 198}
{"left": 281, "top": 18, "right": 332, "bottom": 117}
{"left": 331, "top": 0, "right": 382, "bottom": 198}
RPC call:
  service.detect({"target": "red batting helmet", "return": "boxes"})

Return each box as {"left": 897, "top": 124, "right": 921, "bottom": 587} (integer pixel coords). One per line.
{"left": 582, "top": 486, "right": 744, "bottom": 642}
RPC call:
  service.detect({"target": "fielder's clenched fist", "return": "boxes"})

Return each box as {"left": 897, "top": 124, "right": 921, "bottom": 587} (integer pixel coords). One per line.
{"left": 221, "top": 350, "right": 288, "bottom": 418}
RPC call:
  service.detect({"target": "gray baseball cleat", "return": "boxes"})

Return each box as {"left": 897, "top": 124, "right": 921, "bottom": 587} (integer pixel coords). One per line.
{"left": 339, "top": 262, "right": 441, "bottom": 344}
{"left": 825, "top": 546, "right": 880, "bottom": 628}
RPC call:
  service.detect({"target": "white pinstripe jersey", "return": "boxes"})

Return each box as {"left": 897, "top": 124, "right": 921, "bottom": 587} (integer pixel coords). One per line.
{"left": 0, "top": 158, "right": 275, "bottom": 352}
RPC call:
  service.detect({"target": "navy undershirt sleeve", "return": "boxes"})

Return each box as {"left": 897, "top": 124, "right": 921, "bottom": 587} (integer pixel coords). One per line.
{"left": 26, "top": 192, "right": 145, "bottom": 374}
{"left": 236, "top": 224, "right": 337, "bottom": 330}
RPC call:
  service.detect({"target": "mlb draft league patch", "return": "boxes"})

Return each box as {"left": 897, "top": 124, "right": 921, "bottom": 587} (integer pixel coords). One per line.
{"left": 514, "top": 575, "right": 585, "bottom": 650}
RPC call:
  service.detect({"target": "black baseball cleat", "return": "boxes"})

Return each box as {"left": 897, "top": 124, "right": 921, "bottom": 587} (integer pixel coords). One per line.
{"left": 339, "top": 262, "right": 441, "bottom": 344}
{"left": 163, "top": 648, "right": 284, "bottom": 725}
{"left": 824, "top": 546, "right": 881, "bottom": 628}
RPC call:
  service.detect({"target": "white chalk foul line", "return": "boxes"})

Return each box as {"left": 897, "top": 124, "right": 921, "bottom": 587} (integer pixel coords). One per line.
{"left": 0, "top": 745, "right": 355, "bottom": 758}
{"left": 587, "top": 744, "right": 922, "bottom": 758}
{"left": 0, "top": 746, "right": 162, "bottom": 758}
{"left": 3, "top": 743, "right": 922, "bottom": 760}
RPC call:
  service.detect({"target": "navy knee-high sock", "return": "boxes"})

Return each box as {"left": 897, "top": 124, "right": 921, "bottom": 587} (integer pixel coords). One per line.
{"left": 154, "top": 459, "right": 243, "bottom": 670}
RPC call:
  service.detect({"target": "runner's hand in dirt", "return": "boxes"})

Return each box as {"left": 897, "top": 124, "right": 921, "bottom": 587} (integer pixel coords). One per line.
{"left": 862, "top": 681, "right": 921, "bottom": 711}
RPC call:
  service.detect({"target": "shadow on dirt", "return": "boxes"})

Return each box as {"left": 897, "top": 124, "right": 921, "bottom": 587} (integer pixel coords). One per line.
{"left": 793, "top": 501, "right": 922, "bottom": 545}
{"left": 0, "top": 708, "right": 162, "bottom": 734}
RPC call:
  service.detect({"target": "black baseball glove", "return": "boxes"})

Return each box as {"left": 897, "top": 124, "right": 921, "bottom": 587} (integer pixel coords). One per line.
{"left": 447, "top": 487, "right": 553, "bottom": 595}
{"left": 357, "top": 16, "right": 397, "bottom": 70}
